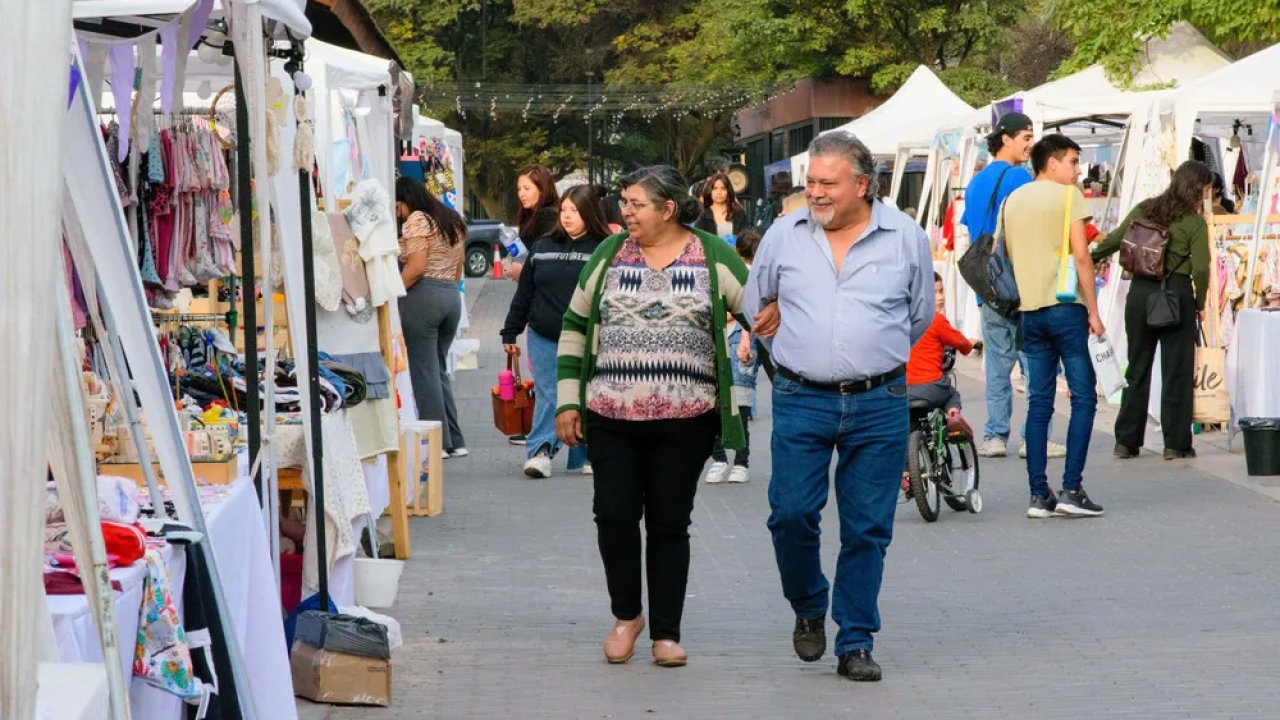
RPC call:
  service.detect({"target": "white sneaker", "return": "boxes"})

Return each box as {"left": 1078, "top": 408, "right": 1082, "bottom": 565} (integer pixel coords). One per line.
{"left": 977, "top": 437, "right": 1007, "bottom": 458}
{"left": 705, "top": 461, "right": 729, "bottom": 484}
{"left": 727, "top": 466, "right": 750, "bottom": 483}
{"left": 1018, "top": 441, "right": 1067, "bottom": 459}
{"left": 523, "top": 453, "right": 552, "bottom": 479}
{"left": 445, "top": 447, "right": 469, "bottom": 459}
{"left": 580, "top": 464, "right": 594, "bottom": 476}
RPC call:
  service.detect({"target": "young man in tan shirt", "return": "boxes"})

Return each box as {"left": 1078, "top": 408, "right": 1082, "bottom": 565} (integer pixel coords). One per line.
{"left": 1000, "top": 134, "right": 1106, "bottom": 519}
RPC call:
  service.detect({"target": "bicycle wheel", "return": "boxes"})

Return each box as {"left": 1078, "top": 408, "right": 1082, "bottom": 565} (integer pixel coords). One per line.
{"left": 943, "top": 436, "right": 980, "bottom": 512}
{"left": 907, "top": 431, "right": 940, "bottom": 522}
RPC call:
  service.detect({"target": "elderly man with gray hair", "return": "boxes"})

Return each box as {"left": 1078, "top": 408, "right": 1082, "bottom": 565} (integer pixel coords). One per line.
{"left": 746, "top": 131, "right": 933, "bottom": 682}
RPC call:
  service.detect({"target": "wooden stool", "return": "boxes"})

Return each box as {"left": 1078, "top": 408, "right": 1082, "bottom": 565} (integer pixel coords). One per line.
{"left": 401, "top": 420, "right": 444, "bottom": 517}
{"left": 277, "top": 467, "right": 306, "bottom": 509}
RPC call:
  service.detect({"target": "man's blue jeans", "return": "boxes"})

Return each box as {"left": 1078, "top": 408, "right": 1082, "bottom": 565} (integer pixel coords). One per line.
{"left": 1021, "top": 304, "right": 1097, "bottom": 497}
{"left": 526, "top": 330, "right": 588, "bottom": 469}
{"left": 767, "top": 374, "right": 908, "bottom": 654}
{"left": 981, "top": 304, "right": 1053, "bottom": 443}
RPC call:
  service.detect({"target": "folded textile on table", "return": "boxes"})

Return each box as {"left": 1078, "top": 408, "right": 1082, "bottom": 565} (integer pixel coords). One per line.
{"left": 44, "top": 570, "right": 123, "bottom": 595}
{"left": 327, "top": 351, "right": 392, "bottom": 400}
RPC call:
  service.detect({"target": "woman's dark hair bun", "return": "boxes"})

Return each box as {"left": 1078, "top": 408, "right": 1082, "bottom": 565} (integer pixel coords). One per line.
{"left": 619, "top": 164, "right": 704, "bottom": 225}
{"left": 676, "top": 195, "right": 702, "bottom": 224}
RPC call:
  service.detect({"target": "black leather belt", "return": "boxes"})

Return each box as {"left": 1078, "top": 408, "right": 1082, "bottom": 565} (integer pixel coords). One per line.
{"left": 776, "top": 364, "right": 905, "bottom": 395}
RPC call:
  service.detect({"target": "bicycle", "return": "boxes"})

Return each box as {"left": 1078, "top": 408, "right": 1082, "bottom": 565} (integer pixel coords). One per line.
{"left": 905, "top": 349, "right": 982, "bottom": 522}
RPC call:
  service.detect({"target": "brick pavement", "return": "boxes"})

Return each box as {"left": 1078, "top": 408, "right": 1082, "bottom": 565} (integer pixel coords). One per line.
{"left": 303, "top": 277, "right": 1280, "bottom": 720}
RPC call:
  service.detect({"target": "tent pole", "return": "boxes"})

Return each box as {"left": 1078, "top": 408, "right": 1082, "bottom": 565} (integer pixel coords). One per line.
{"left": 52, "top": 267, "right": 131, "bottom": 720}
{"left": 234, "top": 55, "right": 263, "bottom": 501}
{"left": 1243, "top": 115, "right": 1278, "bottom": 311}
{"left": 298, "top": 156, "right": 330, "bottom": 610}
{"left": 66, "top": 47, "right": 259, "bottom": 719}
{"left": 97, "top": 287, "right": 170, "bottom": 518}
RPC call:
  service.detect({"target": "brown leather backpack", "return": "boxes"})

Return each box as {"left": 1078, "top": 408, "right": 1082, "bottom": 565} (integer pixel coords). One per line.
{"left": 1118, "top": 220, "right": 1170, "bottom": 280}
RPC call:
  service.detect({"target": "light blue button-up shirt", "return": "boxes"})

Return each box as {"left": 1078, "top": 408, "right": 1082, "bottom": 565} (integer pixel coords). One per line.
{"left": 745, "top": 202, "right": 934, "bottom": 384}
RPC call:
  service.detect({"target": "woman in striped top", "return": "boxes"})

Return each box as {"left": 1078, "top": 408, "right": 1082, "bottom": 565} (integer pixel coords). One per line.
{"left": 555, "top": 166, "right": 751, "bottom": 668}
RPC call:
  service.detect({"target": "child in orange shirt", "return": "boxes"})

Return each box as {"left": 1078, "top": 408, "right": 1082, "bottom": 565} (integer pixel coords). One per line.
{"left": 906, "top": 272, "right": 978, "bottom": 431}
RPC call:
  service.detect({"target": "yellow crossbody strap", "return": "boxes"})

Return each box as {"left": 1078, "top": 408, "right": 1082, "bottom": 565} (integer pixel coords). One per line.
{"left": 1061, "top": 185, "right": 1073, "bottom": 256}
{"left": 1054, "top": 186, "right": 1080, "bottom": 302}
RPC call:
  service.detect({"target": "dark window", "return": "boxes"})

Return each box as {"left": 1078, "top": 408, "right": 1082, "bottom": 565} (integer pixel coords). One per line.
{"left": 770, "top": 131, "right": 785, "bottom": 162}
{"left": 746, "top": 138, "right": 768, "bottom": 202}
{"left": 818, "top": 117, "right": 853, "bottom": 131}
{"left": 787, "top": 124, "right": 815, "bottom": 157}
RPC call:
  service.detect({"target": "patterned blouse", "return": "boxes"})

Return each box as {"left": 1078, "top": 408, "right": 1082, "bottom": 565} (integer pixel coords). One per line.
{"left": 586, "top": 235, "right": 718, "bottom": 421}
{"left": 399, "top": 211, "right": 461, "bottom": 281}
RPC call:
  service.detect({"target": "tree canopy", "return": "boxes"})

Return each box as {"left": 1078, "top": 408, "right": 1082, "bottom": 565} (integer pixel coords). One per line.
{"left": 365, "top": 0, "right": 1276, "bottom": 220}
{"left": 1049, "top": 0, "right": 1280, "bottom": 84}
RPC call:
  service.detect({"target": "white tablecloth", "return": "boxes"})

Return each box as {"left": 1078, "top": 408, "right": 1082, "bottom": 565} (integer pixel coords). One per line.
{"left": 48, "top": 479, "right": 297, "bottom": 719}
{"left": 1226, "top": 309, "right": 1280, "bottom": 422}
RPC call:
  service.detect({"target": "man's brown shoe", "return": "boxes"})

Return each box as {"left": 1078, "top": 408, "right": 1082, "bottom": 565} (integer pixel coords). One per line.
{"left": 603, "top": 616, "right": 645, "bottom": 664}
{"left": 652, "top": 640, "right": 687, "bottom": 667}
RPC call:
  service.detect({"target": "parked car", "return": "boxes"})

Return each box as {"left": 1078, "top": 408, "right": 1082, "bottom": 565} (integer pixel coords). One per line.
{"left": 463, "top": 219, "right": 508, "bottom": 277}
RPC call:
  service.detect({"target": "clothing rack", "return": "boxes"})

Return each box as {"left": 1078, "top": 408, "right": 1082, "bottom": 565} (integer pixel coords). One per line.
{"left": 98, "top": 106, "right": 215, "bottom": 116}
{"left": 151, "top": 311, "right": 230, "bottom": 323}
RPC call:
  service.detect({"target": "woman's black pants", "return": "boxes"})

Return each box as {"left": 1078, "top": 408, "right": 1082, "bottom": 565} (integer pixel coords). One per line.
{"left": 587, "top": 410, "right": 719, "bottom": 642}
{"left": 1115, "top": 273, "right": 1197, "bottom": 452}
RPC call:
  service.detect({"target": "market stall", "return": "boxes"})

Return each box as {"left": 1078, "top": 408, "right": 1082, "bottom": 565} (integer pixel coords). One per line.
{"left": 26, "top": 1, "right": 414, "bottom": 716}
{"left": 789, "top": 65, "right": 973, "bottom": 180}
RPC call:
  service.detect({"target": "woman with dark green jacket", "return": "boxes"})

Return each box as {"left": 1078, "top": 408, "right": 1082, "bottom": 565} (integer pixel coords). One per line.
{"left": 555, "top": 165, "right": 750, "bottom": 669}
{"left": 1091, "top": 160, "right": 1213, "bottom": 460}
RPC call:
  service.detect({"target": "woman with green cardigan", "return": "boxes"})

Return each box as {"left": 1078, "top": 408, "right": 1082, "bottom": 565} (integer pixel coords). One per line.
{"left": 1091, "top": 160, "right": 1213, "bottom": 460}
{"left": 555, "top": 165, "right": 750, "bottom": 668}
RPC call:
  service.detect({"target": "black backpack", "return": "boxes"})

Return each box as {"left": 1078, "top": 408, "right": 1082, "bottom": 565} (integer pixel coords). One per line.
{"left": 957, "top": 167, "right": 1021, "bottom": 317}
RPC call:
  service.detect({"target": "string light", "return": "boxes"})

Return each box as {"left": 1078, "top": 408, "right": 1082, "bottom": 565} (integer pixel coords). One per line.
{"left": 423, "top": 80, "right": 771, "bottom": 121}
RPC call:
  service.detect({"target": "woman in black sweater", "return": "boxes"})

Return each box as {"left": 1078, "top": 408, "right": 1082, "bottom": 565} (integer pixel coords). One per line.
{"left": 693, "top": 172, "right": 747, "bottom": 242}
{"left": 502, "top": 185, "right": 613, "bottom": 477}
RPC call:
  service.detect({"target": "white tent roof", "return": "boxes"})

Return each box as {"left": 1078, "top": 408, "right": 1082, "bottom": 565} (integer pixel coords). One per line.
{"left": 73, "top": 0, "right": 310, "bottom": 36}
{"left": 791, "top": 65, "right": 973, "bottom": 177}
{"left": 825, "top": 66, "right": 973, "bottom": 155}
{"left": 918, "top": 22, "right": 1230, "bottom": 148}
{"left": 1172, "top": 42, "right": 1280, "bottom": 121}
{"left": 306, "top": 39, "right": 393, "bottom": 91}
{"left": 1168, "top": 41, "right": 1280, "bottom": 160}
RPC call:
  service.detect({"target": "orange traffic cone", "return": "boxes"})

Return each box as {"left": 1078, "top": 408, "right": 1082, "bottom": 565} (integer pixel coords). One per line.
{"left": 491, "top": 243, "right": 504, "bottom": 279}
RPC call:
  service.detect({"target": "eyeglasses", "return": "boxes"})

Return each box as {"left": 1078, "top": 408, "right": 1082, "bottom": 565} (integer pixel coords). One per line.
{"left": 618, "top": 198, "right": 666, "bottom": 212}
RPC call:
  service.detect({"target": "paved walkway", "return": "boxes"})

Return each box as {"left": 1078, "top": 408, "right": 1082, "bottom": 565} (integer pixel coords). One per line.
{"left": 303, "top": 277, "right": 1280, "bottom": 719}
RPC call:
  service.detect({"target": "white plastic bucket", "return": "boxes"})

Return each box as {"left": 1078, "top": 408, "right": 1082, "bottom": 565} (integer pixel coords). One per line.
{"left": 353, "top": 558, "right": 405, "bottom": 608}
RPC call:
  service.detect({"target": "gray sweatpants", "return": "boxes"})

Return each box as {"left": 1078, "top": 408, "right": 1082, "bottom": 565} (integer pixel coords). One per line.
{"left": 907, "top": 379, "right": 961, "bottom": 413}
{"left": 399, "top": 276, "right": 466, "bottom": 450}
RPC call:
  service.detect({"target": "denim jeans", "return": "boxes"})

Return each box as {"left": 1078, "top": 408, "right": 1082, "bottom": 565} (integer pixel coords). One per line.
{"left": 728, "top": 327, "right": 759, "bottom": 411}
{"left": 767, "top": 374, "right": 908, "bottom": 654}
{"left": 526, "top": 330, "right": 588, "bottom": 469}
{"left": 980, "top": 304, "right": 1053, "bottom": 444}
{"left": 1021, "top": 304, "right": 1097, "bottom": 497}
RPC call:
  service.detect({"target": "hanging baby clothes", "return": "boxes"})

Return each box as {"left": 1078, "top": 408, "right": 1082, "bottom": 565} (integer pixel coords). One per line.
{"left": 133, "top": 549, "right": 207, "bottom": 705}
{"left": 141, "top": 117, "right": 236, "bottom": 303}
{"left": 344, "top": 179, "right": 406, "bottom": 308}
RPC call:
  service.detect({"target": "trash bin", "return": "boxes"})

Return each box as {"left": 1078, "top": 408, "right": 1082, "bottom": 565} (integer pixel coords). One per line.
{"left": 1239, "top": 418, "right": 1280, "bottom": 476}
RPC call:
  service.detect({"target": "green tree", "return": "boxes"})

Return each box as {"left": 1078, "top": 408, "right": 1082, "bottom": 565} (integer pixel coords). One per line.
{"left": 1049, "top": 0, "right": 1280, "bottom": 84}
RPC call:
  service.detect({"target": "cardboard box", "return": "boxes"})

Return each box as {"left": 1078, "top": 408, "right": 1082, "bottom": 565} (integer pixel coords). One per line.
{"left": 290, "top": 642, "right": 391, "bottom": 706}
{"left": 99, "top": 456, "right": 239, "bottom": 486}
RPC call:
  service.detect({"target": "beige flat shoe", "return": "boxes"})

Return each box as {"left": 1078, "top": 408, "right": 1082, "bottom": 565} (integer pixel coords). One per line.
{"left": 603, "top": 616, "right": 645, "bottom": 664}
{"left": 652, "top": 640, "right": 687, "bottom": 667}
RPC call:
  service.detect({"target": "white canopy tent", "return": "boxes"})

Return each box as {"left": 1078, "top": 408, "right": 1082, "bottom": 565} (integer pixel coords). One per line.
{"left": 790, "top": 65, "right": 973, "bottom": 179}
{"left": 307, "top": 39, "right": 397, "bottom": 205}
{"left": 73, "top": 0, "right": 310, "bottom": 36}
{"left": 1171, "top": 42, "right": 1280, "bottom": 163}
{"left": 906, "top": 24, "right": 1230, "bottom": 341}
